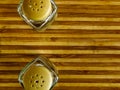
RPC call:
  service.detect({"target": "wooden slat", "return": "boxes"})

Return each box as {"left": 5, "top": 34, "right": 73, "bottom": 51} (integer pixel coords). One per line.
{"left": 1, "top": 0, "right": 120, "bottom": 90}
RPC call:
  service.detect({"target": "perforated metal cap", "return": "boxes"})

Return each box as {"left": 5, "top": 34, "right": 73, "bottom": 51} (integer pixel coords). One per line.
{"left": 17, "top": 0, "right": 57, "bottom": 31}
{"left": 23, "top": 0, "right": 52, "bottom": 21}
{"left": 18, "top": 56, "right": 58, "bottom": 90}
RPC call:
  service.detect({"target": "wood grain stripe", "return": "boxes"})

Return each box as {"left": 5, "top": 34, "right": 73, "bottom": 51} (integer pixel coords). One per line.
{"left": 1, "top": 66, "right": 120, "bottom": 71}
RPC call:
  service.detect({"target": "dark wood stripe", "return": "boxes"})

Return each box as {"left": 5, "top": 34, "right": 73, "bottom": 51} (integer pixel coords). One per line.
{"left": 1, "top": 29, "right": 120, "bottom": 34}
{"left": 1, "top": 78, "right": 120, "bottom": 83}
{"left": 0, "top": 12, "right": 18, "bottom": 17}
{"left": 0, "top": 79, "right": 18, "bottom": 83}
{"left": 0, "top": 21, "right": 25, "bottom": 25}
{"left": 53, "top": 21, "right": 120, "bottom": 26}
{"left": 54, "top": 87, "right": 120, "bottom": 90}
{"left": 1, "top": 21, "right": 120, "bottom": 26}
{"left": 58, "top": 5, "right": 120, "bottom": 10}
{"left": 1, "top": 62, "right": 120, "bottom": 67}
{"left": 2, "top": 4, "right": 120, "bottom": 10}
{"left": 1, "top": 54, "right": 120, "bottom": 58}
{"left": 0, "top": 71, "right": 20, "bottom": 75}
{"left": 55, "top": 62, "right": 120, "bottom": 67}
{"left": 0, "top": 62, "right": 27, "bottom": 66}
{"left": 59, "top": 12, "right": 120, "bottom": 18}
{"left": 59, "top": 79, "right": 120, "bottom": 83}
{"left": 56, "top": 0, "right": 120, "bottom": 1}
{"left": 59, "top": 70, "right": 120, "bottom": 75}
{"left": 0, "top": 88, "right": 22, "bottom": 90}
{"left": 0, "top": 87, "right": 120, "bottom": 90}
{"left": 1, "top": 12, "right": 120, "bottom": 18}
{"left": 1, "top": 45, "right": 120, "bottom": 50}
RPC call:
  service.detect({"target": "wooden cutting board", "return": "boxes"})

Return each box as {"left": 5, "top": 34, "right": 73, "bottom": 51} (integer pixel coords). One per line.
{"left": 1, "top": 0, "right": 120, "bottom": 90}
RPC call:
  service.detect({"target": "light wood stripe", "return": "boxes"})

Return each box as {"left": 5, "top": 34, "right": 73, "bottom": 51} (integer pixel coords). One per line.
{"left": 60, "top": 75, "right": 120, "bottom": 79}
{"left": 1, "top": 41, "right": 94, "bottom": 46}
{"left": 0, "top": 74, "right": 119, "bottom": 79}
{"left": 1, "top": 33, "right": 120, "bottom": 37}
{"left": 49, "top": 25, "right": 120, "bottom": 30}
{"left": 0, "top": 50, "right": 98, "bottom": 54}
{"left": 0, "top": 83, "right": 20, "bottom": 87}
{"left": 56, "top": 1, "right": 120, "bottom": 5}
{"left": 2, "top": 83, "right": 120, "bottom": 87}
{"left": 1, "top": 34, "right": 120, "bottom": 38}
{"left": 1, "top": 25, "right": 120, "bottom": 30}
{"left": 50, "top": 58, "right": 120, "bottom": 63}
{"left": 1, "top": 58, "right": 120, "bottom": 63}
{"left": 1, "top": 40, "right": 120, "bottom": 46}
{"left": 1, "top": 50, "right": 120, "bottom": 54}
{"left": 2, "top": 17, "right": 120, "bottom": 22}
{"left": 59, "top": 9, "right": 120, "bottom": 14}
{"left": 2, "top": 25, "right": 120, "bottom": 30}
{"left": 57, "top": 83, "right": 120, "bottom": 87}
{"left": 0, "top": 67, "right": 23, "bottom": 70}
{"left": 0, "top": 75, "right": 18, "bottom": 79}
{"left": 57, "top": 17, "right": 120, "bottom": 22}
{"left": 1, "top": 0, "right": 120, "bottom": 5}
{"left": 2, "top": 75, "right": 120, "bottom": 79}
{"left": 0, "top": 58, "right": 31, "bottom": 62}
{"left": 57, "top": 67, "right": 120, "bottom": 71}
{"left": 2, "top": 9, "right": 120, "bottom": 14}
{"left": 1, "top": 39, "right": 120, "bottom": 46}
{"left": 1, "top": 66, "right": 120, "bottom": 71}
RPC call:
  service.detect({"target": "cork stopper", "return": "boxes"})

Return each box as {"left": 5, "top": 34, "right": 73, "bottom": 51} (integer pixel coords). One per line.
{"left": 22, "top": 0, "right": 52, "bottom": 21}
{"left": 23, "top": 65, "right": 53, "bottom": 90}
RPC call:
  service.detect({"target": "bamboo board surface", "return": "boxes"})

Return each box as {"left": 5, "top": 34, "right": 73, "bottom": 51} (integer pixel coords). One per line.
{"left": 1, "top": 0, "right": 120, "bottom": 90}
